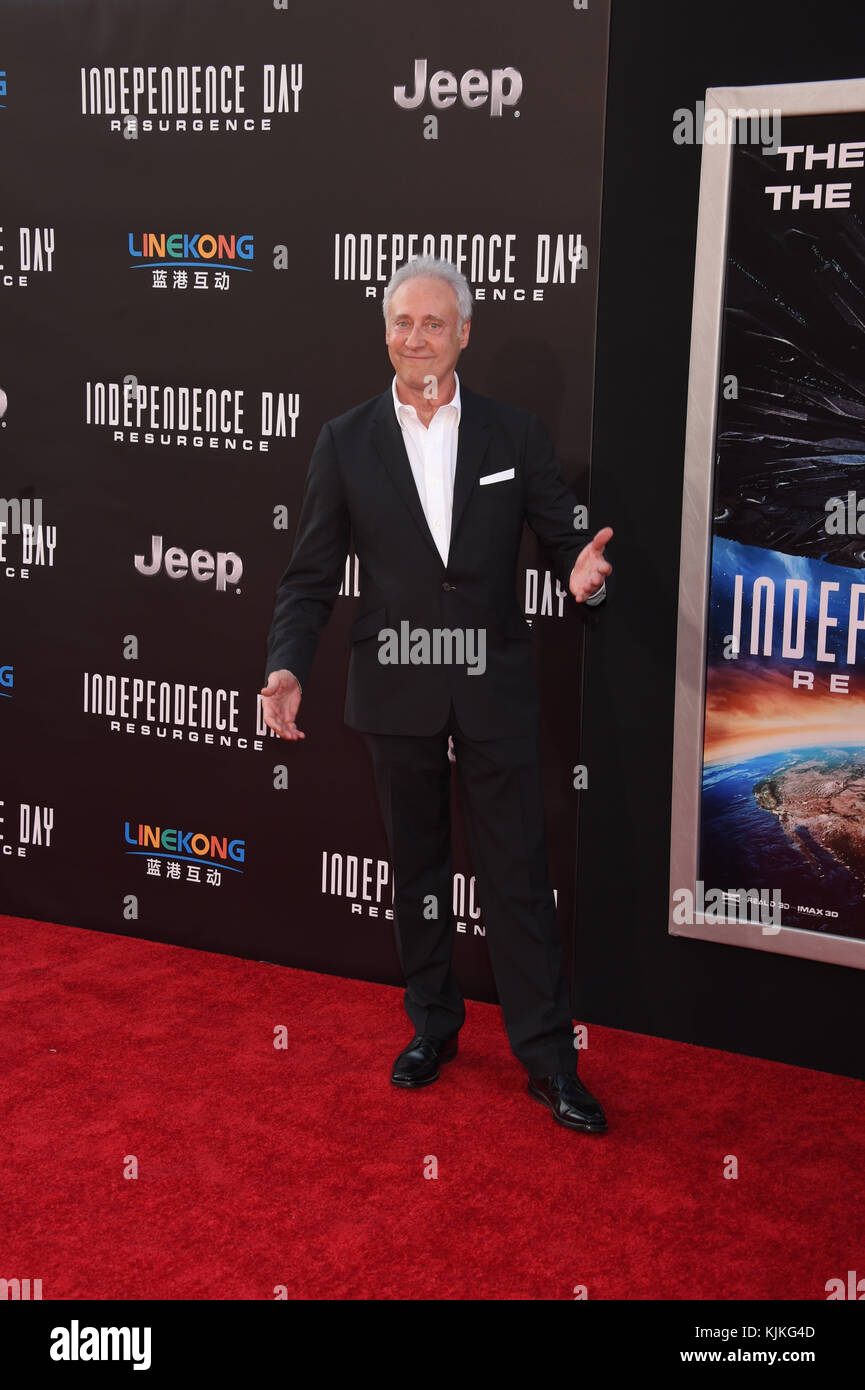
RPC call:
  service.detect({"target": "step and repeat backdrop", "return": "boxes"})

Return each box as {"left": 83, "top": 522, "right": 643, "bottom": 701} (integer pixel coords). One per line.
{"left": 1, "top": 0, "right": 610, "bottom": 1002}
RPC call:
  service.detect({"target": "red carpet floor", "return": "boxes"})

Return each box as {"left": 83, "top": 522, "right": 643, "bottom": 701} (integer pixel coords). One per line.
{"left": 2, "top": 915, "right": 863, "bottom": 1301}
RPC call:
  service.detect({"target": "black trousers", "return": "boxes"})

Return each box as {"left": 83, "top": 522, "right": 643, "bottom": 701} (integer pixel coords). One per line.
{"left": 363, "top": 703, "right": 577, "bottom": 1076}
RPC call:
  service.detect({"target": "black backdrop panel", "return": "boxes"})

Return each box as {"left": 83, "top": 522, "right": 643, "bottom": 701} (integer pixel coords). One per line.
{"left": 0, "top": 0, "right": 610, "bottom": 1003}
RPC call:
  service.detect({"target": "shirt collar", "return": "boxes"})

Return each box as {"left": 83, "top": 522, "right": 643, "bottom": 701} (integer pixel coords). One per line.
{"left": 392, "top": 372, "right": 461, "bottom": 425}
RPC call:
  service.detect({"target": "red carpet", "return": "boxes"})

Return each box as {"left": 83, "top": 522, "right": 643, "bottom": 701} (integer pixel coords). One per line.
{"left": 2, "top": 915, "right": 862, "bottom": 1300}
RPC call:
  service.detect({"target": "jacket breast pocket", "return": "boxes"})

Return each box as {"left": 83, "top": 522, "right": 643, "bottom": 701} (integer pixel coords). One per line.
{"left": 349, "top": 606, "right": 387, "bottom": 644}
{"left": 479, "top": 467, "right": 516, "bottom": 487}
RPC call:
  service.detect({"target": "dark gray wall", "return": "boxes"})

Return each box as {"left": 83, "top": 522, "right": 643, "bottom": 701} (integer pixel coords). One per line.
{"left": 577, "top": 0, "right": 865, "bottom": 1079}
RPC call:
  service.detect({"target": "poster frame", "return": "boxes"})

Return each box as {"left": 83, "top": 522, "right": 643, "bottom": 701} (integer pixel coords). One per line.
{"left": 670, "top": 77, "right": 865, "bottom": 970}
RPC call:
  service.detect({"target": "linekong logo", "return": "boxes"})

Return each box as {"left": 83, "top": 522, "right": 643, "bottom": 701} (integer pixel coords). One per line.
{"left": 124, "top": 822, "right": 246, "bottom": 870}
{"left": 128, "top": 233, "right": 254, "bottom": 268}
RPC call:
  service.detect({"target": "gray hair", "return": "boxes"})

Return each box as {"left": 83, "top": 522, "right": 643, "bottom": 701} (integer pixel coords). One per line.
{"left": 382, "top": 256, "right": 473, "bottom": 330}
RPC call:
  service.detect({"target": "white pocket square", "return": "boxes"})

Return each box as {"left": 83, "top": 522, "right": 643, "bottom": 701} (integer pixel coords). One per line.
{"left": 479, "top": 468, "right": 515, "bottom": 486}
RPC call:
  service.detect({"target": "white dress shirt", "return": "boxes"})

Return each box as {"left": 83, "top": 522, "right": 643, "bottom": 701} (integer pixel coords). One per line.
{"left": 392, "top": 372, "right": 461, "bottom": 565}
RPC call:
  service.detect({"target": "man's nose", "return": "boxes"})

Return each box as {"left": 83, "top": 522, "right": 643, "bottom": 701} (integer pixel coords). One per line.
{"left": 405, "top": 323, "right": 425, "bottom": 347}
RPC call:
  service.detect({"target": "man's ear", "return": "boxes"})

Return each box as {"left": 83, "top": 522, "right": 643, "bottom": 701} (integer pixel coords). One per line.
{"left": 460, "top": 317, "right": 472, "bottom": 349}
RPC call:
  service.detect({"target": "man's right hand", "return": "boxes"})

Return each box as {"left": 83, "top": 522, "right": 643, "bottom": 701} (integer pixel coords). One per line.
{"left": 260, "top": 669, "right": 305, "bottom": 741}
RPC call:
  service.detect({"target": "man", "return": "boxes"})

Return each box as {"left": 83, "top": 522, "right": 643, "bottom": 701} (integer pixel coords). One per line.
{"left": 262, "top": 256, "right": 612, "bottom": 1134}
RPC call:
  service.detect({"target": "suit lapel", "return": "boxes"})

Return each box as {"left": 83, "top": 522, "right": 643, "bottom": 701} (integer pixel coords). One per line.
{"left": 371, "top": 390, "right": 442, "bottom": 565}
{"left": 450, "top": 385, "right": 492, "bottom": 548}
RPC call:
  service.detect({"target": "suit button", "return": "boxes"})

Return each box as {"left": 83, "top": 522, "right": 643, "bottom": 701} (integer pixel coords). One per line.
{"left": 441, "top": 581, "right": 455, "bottom": 591}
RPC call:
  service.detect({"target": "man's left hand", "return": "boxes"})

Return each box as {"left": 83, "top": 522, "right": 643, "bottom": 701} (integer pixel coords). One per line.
{"left": 569, "top": 526, "right": 613, "bottom": 603}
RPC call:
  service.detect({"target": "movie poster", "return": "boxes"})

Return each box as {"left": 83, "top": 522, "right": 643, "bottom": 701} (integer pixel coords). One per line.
{"left": 671, "top": 80, "right": 865, "bottom": 968}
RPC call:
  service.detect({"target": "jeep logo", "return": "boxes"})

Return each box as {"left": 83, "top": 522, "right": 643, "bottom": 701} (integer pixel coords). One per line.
{"left": 134, "top": 535, "right": 242, "bottom": 592}
{"left": 394, "top": 60, "right": 522, "bottom": 118}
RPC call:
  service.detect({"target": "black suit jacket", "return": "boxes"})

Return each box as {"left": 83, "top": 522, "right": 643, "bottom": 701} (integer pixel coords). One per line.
{"left": 265, "top": 383, "right": 597, "bottom": 739}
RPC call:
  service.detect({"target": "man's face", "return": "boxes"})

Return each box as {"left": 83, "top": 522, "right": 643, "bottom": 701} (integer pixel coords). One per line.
{"left": 385, "top": 276, "right": 470, "bottom": 399}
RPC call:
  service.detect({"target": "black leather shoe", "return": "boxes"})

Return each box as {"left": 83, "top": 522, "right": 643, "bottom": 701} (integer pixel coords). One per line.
{"left": 527, "top": 1072, "right": 608, "bottom": 1132}
{"left": 391, "top": 1034, "right": 458, "bottom": 1088}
